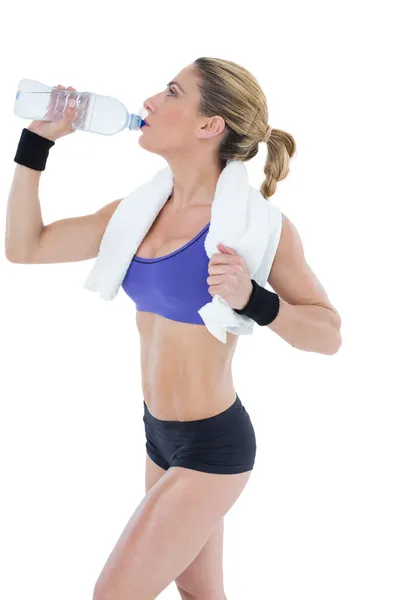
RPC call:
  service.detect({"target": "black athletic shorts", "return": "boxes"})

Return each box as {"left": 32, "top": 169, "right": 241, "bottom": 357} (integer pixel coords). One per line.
{"left": 143, "top": 393, "right": 256, "bottom": 475}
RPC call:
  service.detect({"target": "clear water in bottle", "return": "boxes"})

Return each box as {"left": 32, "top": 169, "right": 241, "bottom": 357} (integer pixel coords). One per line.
{"left": 14, "top": 79, "right": 149, "bottom": 136}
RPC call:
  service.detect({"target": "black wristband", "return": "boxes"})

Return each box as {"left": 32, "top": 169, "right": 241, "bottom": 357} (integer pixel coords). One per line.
{"left": 234, "top": 279, "right": 280, "bottom": 325}
{"left": 14, "top": 128, "right": 55, "bottom": 172}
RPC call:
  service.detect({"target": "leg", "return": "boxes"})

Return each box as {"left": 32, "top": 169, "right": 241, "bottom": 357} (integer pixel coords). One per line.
{"left": 145, "top": 453, "right": 227, "bottom": 600}
{"left": 144, "top": 452, "right": 167, "bottom": 495}
{"left": 92, "top": 462, "right": 252, "bottom": 600}
{"left": 175, "top": 518, "right": 226, "bottom": 600}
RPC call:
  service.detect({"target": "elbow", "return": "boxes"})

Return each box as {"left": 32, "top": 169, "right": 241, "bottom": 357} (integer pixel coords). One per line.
{"left": 5, "top": 249, "right": 18, "bottom": 263}
{"left": 5, "top": 249, "right": 29, "bottom": 263}
{"left": 326, "top": 309, "right": 342, "bottom": 354}
{"left": 5, "top": 249, "right": 22, "bottom": 263}
{"left": 326, "top": 330, "right": 342, "bottom": 355}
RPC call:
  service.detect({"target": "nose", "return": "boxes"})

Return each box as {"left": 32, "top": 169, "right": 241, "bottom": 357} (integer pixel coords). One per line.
{"left": 143, "top": 100, "right": 152, "bottom": 113}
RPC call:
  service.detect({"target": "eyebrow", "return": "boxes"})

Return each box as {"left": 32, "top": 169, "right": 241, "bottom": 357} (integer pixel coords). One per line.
{"left": 168, "top": 80, "right": 185, "bottom": 94}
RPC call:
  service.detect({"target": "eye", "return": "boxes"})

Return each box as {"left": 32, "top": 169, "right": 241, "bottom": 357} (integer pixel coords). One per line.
{"left": 167, "top": 85, "right": 176, "bottom": 97}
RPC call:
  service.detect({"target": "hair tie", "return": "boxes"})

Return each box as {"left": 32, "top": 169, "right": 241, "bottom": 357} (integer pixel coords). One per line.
{"left": 264, "top": 124, "right": 272, "bottom": 143}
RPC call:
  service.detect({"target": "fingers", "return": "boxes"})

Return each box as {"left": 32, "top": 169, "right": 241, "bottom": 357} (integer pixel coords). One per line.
{"left": 57, "top": 84, "right": 77, "bottom": 112}
{"left": 66, "top": 87, "right": 78, "bottom": 130}
{"left": 52, "top": 85, "right": 78, "bottom": 132}
{"left": 53, "top": 84, "right": 77, "bottom": 91}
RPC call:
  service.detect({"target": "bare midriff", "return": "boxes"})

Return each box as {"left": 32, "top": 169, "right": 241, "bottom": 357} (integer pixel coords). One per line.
{"left": 133, "top": 197, "right": 239, "bottom": 422}
{"left": 136, "top": 311, "right": 239, "bottom": 422}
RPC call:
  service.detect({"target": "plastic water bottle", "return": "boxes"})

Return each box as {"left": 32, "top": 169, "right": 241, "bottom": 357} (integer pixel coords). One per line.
{"left": 14, "top": 79, "right": 149, "bottom": 136}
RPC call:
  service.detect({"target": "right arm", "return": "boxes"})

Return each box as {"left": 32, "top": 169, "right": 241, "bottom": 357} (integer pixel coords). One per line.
{"left": 5, "top": 163, "right": 122, "bottom": 264}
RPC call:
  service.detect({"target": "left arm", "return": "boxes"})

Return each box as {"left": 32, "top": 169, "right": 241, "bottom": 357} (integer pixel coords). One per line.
{"left": 265, "top": 213, "right": 342, "bottom": 355}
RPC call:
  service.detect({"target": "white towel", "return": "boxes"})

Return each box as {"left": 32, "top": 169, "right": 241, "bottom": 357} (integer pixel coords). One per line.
{"left": 84, "top": 159, "right": 282, "bottom": 344}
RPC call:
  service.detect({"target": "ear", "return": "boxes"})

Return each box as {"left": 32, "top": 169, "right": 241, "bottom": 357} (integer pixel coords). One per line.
{"left": 201, "top": 116, "right": 225, "bottom": 139}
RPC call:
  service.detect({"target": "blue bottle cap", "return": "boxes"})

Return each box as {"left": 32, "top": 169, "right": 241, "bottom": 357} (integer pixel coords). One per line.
{"left": 127, "top": 113, "right": 147, "bottom": 130}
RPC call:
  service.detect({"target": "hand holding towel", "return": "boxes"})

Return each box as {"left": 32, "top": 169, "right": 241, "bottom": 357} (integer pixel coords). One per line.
{"left": 84, "top": 159, "right": 282, "bottom": 343}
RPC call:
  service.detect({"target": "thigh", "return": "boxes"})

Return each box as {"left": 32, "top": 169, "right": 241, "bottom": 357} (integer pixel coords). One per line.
{"left": 93, "top": 465, "right": 252, "bottom": 600}
{"left": 145, "top": 451, "right": 167, "bottom": 494}
{"left": 146, "top": 452, "right": 226, "bottom": 598}
{"left": 174, "top": 517, "right": 225, "bottom": 599}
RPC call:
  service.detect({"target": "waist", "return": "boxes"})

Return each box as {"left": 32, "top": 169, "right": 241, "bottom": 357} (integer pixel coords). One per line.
{"left": 136, "top": 312, "right": 238, "bottom": 420}
{"left": 141, "top": 367, "right": 236, "bottom": 421}
{"left": 143, "top": 386, "right": 239, "bottom": 424}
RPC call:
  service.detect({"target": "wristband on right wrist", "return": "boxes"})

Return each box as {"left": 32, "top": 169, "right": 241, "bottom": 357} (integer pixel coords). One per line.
{"left": 14, "top": 128, "right": 55, "bottom": 172}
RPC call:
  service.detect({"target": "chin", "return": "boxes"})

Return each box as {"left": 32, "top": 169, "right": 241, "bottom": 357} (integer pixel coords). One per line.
{"left": 138, "top": 137, "right": 162, "bottom": 157}
{"left": 138, "top": 135, "right": 149, "bottom": 148}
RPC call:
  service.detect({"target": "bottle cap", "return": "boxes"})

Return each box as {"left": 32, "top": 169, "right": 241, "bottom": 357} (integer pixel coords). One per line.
{"left": 127, "top": 106, "right": 149, "bottom": 130}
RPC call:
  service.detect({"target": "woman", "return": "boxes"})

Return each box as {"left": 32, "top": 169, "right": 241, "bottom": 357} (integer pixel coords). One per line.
{"left": 7, "top": 57, "right": 342, "bottom": 599}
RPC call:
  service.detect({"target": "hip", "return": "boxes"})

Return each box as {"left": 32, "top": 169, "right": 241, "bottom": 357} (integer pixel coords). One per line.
{"left": 143, "top": 392, "right": 257, "bottom": 473}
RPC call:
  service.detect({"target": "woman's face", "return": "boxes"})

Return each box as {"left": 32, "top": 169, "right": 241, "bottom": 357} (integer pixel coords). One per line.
{"left": 138, "top": 65, "right": 203, "bottom": 157}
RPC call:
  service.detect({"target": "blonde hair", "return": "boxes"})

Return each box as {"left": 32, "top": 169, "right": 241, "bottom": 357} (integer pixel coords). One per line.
{"left": 193, "top": 57, "right": 296, "bottom": 200}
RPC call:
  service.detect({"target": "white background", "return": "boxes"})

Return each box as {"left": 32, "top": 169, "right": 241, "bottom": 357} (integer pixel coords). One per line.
{"left": 1, "top": 1, "right": 399, "bottom": 599}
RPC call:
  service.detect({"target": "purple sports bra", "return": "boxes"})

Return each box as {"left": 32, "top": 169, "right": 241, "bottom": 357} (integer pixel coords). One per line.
{"left": 121, "top": 222, "right": 212, "bottom": 325}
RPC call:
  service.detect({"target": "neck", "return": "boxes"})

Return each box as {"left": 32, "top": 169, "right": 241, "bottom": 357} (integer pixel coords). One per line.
{"left": 166, "top": 155, "right": 224, "bottom": 212}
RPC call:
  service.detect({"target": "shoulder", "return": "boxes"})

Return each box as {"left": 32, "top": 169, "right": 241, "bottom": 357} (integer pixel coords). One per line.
{"left": 276, "top": 212, "right": 302, "bottom": 256}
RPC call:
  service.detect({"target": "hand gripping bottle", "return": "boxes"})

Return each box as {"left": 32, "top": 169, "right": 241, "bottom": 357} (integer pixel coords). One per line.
{"left": 14, "top": 79, "right": 149, "bottom": 136}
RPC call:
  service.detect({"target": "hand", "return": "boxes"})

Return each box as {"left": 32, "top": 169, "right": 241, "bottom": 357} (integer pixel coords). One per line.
{"left": 27, "top": 84, "right": 78, "bottom": 142}
{"left": 207, "top": 243, "right": 253, "bottom": 310}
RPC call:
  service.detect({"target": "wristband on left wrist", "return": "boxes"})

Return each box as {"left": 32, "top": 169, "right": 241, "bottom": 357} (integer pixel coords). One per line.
{"left": 234, "top": 279, "right": 280, "bottom": 326}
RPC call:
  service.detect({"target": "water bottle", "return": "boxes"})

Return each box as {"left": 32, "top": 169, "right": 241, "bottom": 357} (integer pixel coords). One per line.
{"left": 14, "top": 79, "right": 149, "bottom": 136}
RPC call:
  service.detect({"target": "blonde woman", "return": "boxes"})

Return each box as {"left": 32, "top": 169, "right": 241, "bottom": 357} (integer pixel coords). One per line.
{"left": 7, "top": 57, "right": 342, "bottom": 599}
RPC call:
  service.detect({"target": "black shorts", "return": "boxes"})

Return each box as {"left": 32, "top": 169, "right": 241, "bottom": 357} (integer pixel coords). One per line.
{"left": 143, "top": 393, "right": 256, "bottom": 474}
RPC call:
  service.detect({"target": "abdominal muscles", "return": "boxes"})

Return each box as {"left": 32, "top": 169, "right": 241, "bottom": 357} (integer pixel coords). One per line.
{"left": 136, "top": 311, "right": 238, "bottom": 421}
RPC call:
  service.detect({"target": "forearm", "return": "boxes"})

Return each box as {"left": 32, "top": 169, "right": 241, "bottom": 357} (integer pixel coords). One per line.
{"left": 5, "top": 164, "right": 44, "bottom": 260}
{"left": 268, "top": 299, "right": 342, "bottom": 355}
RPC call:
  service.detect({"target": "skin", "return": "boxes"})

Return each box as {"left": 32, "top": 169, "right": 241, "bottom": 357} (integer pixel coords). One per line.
{"left": 93, "top": 65, "right": 251, "bottom": 600}
{"left": 139, "top": 64, "right": 226, "bottom": 212}
{"left": 93, "top": 63, "right": 344, "bottom": 600}
{"left": 136, "top": 63, "right": 241, "bottom": 424}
